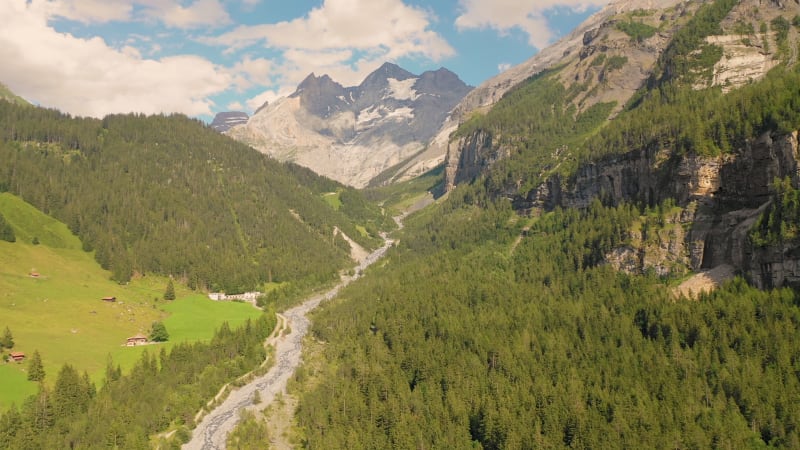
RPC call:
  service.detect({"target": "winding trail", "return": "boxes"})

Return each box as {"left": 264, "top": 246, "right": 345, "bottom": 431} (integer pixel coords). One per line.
{"left": 183, "top": 234, "right": 395, "bottom": 450}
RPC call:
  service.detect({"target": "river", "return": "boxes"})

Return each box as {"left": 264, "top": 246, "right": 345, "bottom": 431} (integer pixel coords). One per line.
{"left": 183, "top": 234, "right": 395, "bottom": 450}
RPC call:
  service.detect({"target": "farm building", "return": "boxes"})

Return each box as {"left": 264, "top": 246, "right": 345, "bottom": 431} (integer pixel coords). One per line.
{"left": 126, "top": 334, "right": 148, "bottom": 346}
{"left": 101, "top": 296, "right": 117, "bottom": 302}
{"left": 9, "top": 352, "right": 25, "bottom": 362}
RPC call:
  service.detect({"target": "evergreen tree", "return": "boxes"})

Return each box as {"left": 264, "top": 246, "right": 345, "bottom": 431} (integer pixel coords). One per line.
{"left": 27, "top": 350, "right": 45, "bottom": 382}
{"left": 0, "top": 326, "right": 13, "bottom": 349}
{"left": 164, "top": 279, "right": 176, "bottom": 301}
{"left": 149, "top": 321, "right": 169, "bottom": 342}
{"left": 0, "top": 212, "right": 14, "bottom": 243}
{"left": 52, "top": 364, "right": 92, "bottom": 420}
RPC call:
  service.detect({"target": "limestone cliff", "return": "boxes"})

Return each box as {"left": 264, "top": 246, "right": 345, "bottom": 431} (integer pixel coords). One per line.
{"left": 529, "top": 130, "right": 800, "bottom": 288}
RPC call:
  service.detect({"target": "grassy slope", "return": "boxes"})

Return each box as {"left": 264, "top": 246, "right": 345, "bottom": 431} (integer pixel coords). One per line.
{"left": 364, "top": 165, "right": 444, "bottom": 216}
{"left": 0, "top": 193, "right": 262, "bottom": 410}
{"left": 0, "top": 83, "right": 27, "bottom": 105}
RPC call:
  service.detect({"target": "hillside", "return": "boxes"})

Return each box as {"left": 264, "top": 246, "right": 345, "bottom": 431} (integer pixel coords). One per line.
{"left": 0, "top": 101, "right": 393, "bottom": 293}
{"left": 0, "top": 193, "right": 266, "bottom": 406}
{"left": 0, "top": 82, "right": 26, "bottom": 106}
{"left": 441, "top": 0, "right": 800, "bottom": 286}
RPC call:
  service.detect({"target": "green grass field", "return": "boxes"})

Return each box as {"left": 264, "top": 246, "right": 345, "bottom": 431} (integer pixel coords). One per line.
{"left": 0, "top": 193, "right": 264, "bottom": 410}
{"left": 161, "top": 294, "right": 263, "bottom": 342}
{"left": 322, "top": 191, "right": 343, "bottom": 210}
{"left": 364, "top": 165, "right": 444, "bottom": 215}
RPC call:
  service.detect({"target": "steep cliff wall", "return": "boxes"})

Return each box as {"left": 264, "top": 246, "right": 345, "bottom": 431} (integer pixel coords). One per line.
{"left": 527, "top": 130, "right": 800, "bottom": 287}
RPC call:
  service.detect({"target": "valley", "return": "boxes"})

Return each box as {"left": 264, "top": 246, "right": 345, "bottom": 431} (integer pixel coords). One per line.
{"left": 186, "top": 229, "right": 395, "bottom": 449}
{"left": 2, "top": 0, "right": 800, "bottom": 448}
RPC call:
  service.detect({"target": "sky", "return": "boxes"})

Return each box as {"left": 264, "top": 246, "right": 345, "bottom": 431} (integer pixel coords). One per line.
{"left": 0, "top": 0, "right": 608, "bottom": 122}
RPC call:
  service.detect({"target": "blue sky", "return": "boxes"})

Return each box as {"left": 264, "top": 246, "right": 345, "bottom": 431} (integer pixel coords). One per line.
{"left": 0, "top": 0, "right": 607, "bottom": 121}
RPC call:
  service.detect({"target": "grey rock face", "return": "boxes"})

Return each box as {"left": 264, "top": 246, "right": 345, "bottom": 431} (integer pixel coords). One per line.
{"left": 227, "top": 62, "right": 472, "bottom": 187}
{"left": 210, "top": 111, "right": 249, "bottom": 133}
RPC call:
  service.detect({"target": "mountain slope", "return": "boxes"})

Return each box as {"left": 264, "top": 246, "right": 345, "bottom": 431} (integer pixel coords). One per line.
{"left": 440, "top": 0, "right": 800, "bottom": 287}
{"left": 228, "top": 63, "right": 472, "bottom": 188}
{"left": 0, "top": 100, "right": 392, "bottom": 293}
{"left": 282, "top": 2, "right": 800, "bottom": 448}
{"left": 0, "top": 82, "right": 27, "bottom": 105}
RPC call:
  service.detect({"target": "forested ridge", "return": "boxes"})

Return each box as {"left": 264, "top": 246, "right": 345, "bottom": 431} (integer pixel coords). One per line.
{"left": 0, "top": 101, "right": 391, "bottom": 292}
{"left": 294, "top": 195, "right": 800, "bottom": 448}
{"left": 454, "top": 0, "right": 800, "bottom": 202}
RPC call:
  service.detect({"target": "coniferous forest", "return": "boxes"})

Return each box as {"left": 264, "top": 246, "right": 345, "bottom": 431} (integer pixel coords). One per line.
{"left": 293, "top": 197, "right": 800, "bottom": 448}
{"left": 0, "top": 102, "right": 392, "bottom": 292}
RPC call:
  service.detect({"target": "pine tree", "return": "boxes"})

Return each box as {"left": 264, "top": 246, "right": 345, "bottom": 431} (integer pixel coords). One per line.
{"left": 149, "top": 322, "right": 169, "bottom": 342}
{"left": 0, "top": 212, "right": 15, "bottom": 243}
{"left": 0, "top": 326, "right": 13, "bottom": 349}
{"left": 27, "top": 350, "right": 45, "bottom": 382}
{"left": 164, "top": 279, "right": 176, "bottom": 301}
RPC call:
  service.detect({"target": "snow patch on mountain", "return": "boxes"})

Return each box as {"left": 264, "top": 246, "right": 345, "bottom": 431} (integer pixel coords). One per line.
{"left": 386, "top": 78, "right": 418, "bottom": 101}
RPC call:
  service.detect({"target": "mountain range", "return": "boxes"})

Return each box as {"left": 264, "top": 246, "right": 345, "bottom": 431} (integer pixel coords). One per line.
{"left": 223, "top": 62, "right": 472, "bottom": 188}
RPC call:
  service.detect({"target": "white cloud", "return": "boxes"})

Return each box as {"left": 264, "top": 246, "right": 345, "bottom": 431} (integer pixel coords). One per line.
{"left": 33, "top": 0, "right": 231, "bottom": 29}
{"left": 204, "top": 0, "right": 454, "bottom": 96}
{"left": 498, "top": 62, "right": 511, "bottom": 72}
{"left": 39, "top": 0, "right": 133, "bottom": 23}
{"left": 227, "top": 101, "right": 243, "bottom": 110}
{"left": 455, "top": 0, "right": 608, "bottom": 48}
{"left": 245, "top": 90, "right": 281, "bottom": 111}
{"left": 228, "top": 56, "right": 274, "bottom": 90}
{"left": 143, "top": 0, "right": 232, "bottom": 29}
{"left": 0, "top": 0, "right": 231, "bottom": 118}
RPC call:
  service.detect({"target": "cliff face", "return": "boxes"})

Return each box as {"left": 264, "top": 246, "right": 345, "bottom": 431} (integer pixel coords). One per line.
{"left": 525, "top": 130, "right": 800, "bottom": 288}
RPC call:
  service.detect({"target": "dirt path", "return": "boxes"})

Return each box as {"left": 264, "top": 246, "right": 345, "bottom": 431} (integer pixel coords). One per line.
{"left": 674, "top": 264, "right": 736, "bottom": 299}
{"left": 183, "top": 234, "right": 395, "bottom": 450}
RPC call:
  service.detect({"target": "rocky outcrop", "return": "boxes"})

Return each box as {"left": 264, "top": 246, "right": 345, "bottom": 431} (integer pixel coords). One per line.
{"left": 707, "top": 35, "right": 779, "bottom": 92}
{"left": 210, "top": 111, "right": 249, "bottom": 133}
{"left": 444, "top": 131, "right": 508, "bottom": 191}
{"left": 527, "top": 130, "right": 800, "bottom": 286}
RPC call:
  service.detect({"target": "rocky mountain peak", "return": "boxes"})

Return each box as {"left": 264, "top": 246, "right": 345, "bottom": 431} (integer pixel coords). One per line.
{"left": 226, "top": 62, "right": 472, "bottom": 187}
{"left": 291, "top": 72, "right": 349, "bottom": 118}
{"left": 415, "top": 67, "right": 470, "bottom": 94}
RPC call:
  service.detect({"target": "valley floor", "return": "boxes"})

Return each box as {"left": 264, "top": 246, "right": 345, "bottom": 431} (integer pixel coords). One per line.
{"left": 183, "top": 233, "right": 396, "bottom": 449}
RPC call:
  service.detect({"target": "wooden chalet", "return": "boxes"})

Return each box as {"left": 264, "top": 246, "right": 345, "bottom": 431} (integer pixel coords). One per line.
{"left": 101, "top": 296, "right": 117, "bottom": 302}
{"left": 126, "top": 334, "right": 148, "bottom": 347}
{"left": 9, "top": 351, "right": 25, "bottom": 362}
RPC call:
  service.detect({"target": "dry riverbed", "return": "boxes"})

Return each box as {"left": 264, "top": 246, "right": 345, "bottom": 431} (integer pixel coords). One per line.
{"left": 183, "top": 235, "right": 395, "bottom": 450}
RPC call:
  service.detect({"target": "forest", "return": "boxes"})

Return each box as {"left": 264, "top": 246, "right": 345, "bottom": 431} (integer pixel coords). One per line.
{"left": 0, "top": 103, "right": 392, "bottom": 292}
{"left": 292, "top": 196, "right": 800, "bottom": 448}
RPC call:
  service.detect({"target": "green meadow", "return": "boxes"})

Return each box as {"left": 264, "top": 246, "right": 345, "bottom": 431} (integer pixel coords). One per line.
{"left": 0, "top": 193, "right": 264, "bottom": 410}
